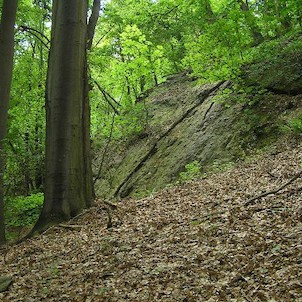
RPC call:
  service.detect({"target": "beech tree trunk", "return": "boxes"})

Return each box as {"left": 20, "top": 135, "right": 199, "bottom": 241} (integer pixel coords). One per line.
{"left": 34, "top": 0, "right": 93, "bottom": 231}
{"left": 0, "top": 0, "right": 18, "bottom": 244}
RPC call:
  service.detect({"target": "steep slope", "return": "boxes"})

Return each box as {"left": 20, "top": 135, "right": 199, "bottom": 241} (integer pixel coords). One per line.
{"left": 94, "top": 71, "right": 302, "bottom": 199}
{"left": 1, "top": 143, "right": 301, "bottom": 301}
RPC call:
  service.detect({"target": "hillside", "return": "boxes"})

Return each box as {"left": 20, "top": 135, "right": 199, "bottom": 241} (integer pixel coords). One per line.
{"left": 1, "top": 3, "right": 302, "bottom": 300}
{"left": 94, "top": 66, "right": 302, "bottom": 199}
{"left": 1, "top": 142, "right": 301, "bottom": 301}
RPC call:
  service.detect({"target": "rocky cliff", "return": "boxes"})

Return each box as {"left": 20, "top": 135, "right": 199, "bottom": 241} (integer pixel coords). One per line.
{"left": 94, "top": 53, "right": 302, "bottom": 199}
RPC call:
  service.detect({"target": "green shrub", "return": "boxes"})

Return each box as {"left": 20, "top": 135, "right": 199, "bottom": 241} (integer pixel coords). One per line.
{"left": 179, "top": 160, "right": 202, "bottom": 182}
{"left": 5, "top": 193, "right": 44, "bottom": 228}
{"left": 210, "top": 160, "right": 235, "bottom": 173}
{"left": 281, "top": 116, "right": 302, "bottom": 135}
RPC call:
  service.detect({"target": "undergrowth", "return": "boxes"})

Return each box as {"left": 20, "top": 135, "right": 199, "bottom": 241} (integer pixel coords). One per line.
{"left": 178, "top": 160, "right": 202, "bottom": 183}
{"left": 281, "top": 115, "right": 302, "bottom": 135}
{"left": 5, "top": 193, "right": 43, "bottom": 239}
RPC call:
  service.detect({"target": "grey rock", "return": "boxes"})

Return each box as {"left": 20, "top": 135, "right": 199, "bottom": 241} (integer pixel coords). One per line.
{"left": 0, "top": 276, "right": 12, "bottom": 292}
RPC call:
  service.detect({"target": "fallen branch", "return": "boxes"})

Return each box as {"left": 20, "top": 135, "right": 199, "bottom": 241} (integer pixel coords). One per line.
{"left": 58, "top": 224, "right": 83, "bottom": 231}
{"left": 245, "top": 170, "right": 302, "bottom": 206}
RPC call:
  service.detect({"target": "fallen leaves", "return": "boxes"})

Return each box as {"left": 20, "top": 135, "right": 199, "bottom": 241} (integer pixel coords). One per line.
{"left": 0, "top": 143, "right": 302, "bottom": 301}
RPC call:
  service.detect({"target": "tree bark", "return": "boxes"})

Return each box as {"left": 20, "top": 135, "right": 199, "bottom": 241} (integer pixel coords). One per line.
{"left": 87, "top": 0, "right": 101, "bottom": 50}
{"left": 0, "top": 0, "right": 18, "bottom": 244}
{"left": 34, "top": 0, "right": 93, "bottom": 231}
{"left": 85, "top": 0, "right": 102, "bottom": 200}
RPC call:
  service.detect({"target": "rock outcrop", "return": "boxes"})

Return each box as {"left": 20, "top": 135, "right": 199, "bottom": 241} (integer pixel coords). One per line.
{"left": 94, "top": 71, "right": 302, "bottom": 199}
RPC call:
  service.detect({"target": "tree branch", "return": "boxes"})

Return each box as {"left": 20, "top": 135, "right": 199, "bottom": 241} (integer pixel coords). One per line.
{"left": 93, "top": 79, "right": 120, "bottom": 115}
{"left": 19, "top": 25, "right": 50, "bottom": 49}
{"left": 245, "top": 170, "right": 302, "bottom": 206}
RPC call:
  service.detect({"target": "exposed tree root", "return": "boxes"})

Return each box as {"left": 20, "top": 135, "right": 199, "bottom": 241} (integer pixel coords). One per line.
{"left": 57, "top": 224, "right": 83, "bottom": 231}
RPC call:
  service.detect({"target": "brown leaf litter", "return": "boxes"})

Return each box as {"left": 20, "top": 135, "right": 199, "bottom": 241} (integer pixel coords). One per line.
{"left": 0, "top": 144, "right": 302, "bottom": 301}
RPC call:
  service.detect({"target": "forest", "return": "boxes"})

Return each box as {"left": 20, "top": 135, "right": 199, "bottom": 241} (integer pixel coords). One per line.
{"left": 0, "top": 0, "right": 302, "bottom": 300}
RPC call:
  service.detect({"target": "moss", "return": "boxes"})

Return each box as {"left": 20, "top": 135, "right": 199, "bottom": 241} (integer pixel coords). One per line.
{"left": 94, "top": 62, "right": 302, "bottom": 199}
{"left": 241, "top": 33, "right": 302, "bottom": 95}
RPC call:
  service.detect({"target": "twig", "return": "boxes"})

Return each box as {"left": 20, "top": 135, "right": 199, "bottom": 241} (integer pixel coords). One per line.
{"left": 93, "top": 28, "right": 113, "bottom": 48}
{"left": 19, "top": 25, "right": 50, "bottom": 43}
{"left": 93, "top": 79, "right": 120, "bottom": 115}
{"left": 39, "top": 225, "right": 56, "bottom": 236}
{"left": 267, "top": 171, "right": 278, "bottom": 179}
{"left": 19, "top": 25, "right": 50, "bottom": 49}
{"left": 93, "top": 112, "right": 116, "bottom": 185}
{"left": 245, "top": 170, "right": 302, "bottom": 206}
{"left": 69, "top": 208, "right": 90, "bottom": 222}
{"left": 58, "top": 224, "right": 83, "bottom": 231}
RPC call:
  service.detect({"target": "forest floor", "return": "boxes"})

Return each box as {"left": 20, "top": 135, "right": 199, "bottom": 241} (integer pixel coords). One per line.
{"left": 0, "top": 140, "right": 302, "bottom": 301}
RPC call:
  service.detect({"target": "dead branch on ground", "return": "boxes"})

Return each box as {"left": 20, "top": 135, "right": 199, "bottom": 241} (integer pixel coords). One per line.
{"left": 245, "top": 170, "right": 302, "bottom": 206}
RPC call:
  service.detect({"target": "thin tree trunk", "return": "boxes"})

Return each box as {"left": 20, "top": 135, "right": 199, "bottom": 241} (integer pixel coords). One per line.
{"left": 87, "top": 0, "right": 101, "bottom": 51}
{"left": 0, "top": 0, "right": 18, "bottom": 244}
{"left": 83, "top": 54, "right": 95, "bottom": 203}
{"left": 85, "top": 0, "right": 101, "bottom": 199}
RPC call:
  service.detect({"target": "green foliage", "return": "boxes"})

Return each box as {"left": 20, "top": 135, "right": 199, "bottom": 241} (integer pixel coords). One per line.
{"left": 212, "top": 85, "right": 267, "bottom": 109}
{"left": 245, "top": 30, "right": 302, "bottom": 69}
{"left": 179, "top": 160, "right": 202, "bottom": 183}
{"left": 2, "top": 0, "right": 302, "bottom": 228}
{"left": 5, "top": 193, "right": 44, "bottom": 228}
{"left": 281, "top": 116, "right": 302, "bottom": 135}
{"left": 210, "top": 160, "right": 235, "bottom": 173}
{"left": 86, "top": 0, "right": 302, "bottom": 150}
{"left": 3, "top": 0, "right": 48, "bottom": 196}
{"left": 183, "top": 13, "right": 252, "bottom": 81}
{"left": 90, "top": 99, "right": 148, "bottom": 142}
{"left": 132, "top": 187, "right": 158, "bottom": 199}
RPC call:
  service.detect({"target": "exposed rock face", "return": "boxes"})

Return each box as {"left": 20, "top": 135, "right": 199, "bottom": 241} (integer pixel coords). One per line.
{"left": 94, "top": 73, "right": 302, "bottom": 199}
{"left": 241, "top": 41, "right": 302, "bottom": 96}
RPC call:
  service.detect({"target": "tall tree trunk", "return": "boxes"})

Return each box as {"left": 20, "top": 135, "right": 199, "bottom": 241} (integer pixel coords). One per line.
{"left": 0, "top": 0, "right": 18, "bottom": 244}
{"left": 86, "top": 0, "right": 101, "bottom": 200}
{"left": 83, "top": 52, "right": 95, "bottom": 203}
{"left": 34, "top": 0, "right": 93, "bottom": 231}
